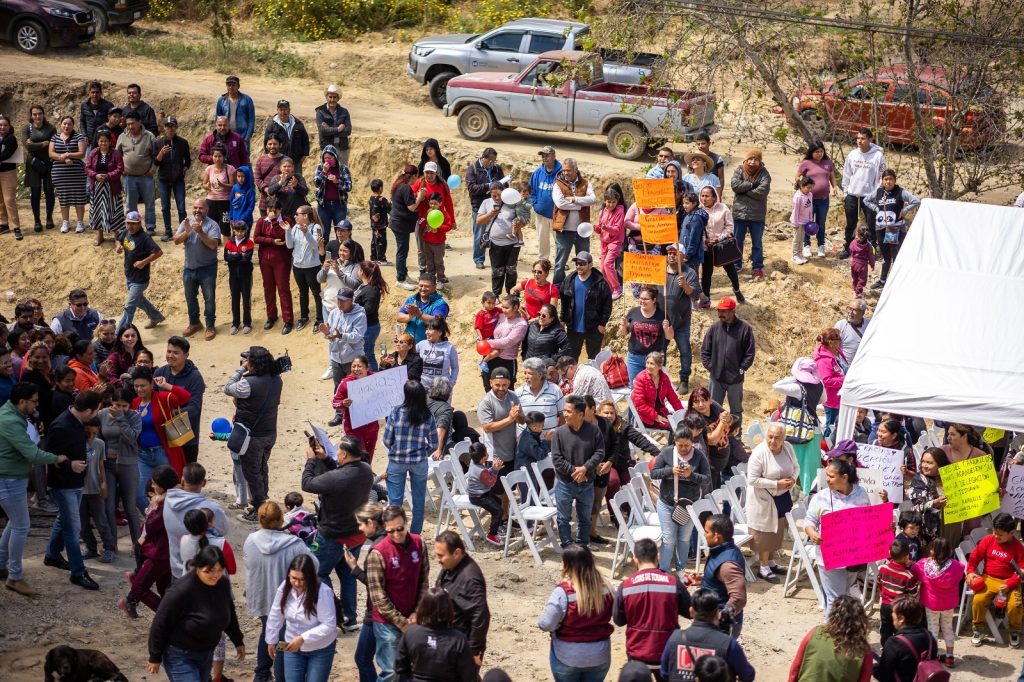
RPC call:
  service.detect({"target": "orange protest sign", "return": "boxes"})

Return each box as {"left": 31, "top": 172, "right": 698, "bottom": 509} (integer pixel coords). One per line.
{"left": 639, "top": 213, "right": 678, "bottom": 244}
{"left": 623, "top": 252, "right": 667, "bottom": 285}
{"left": 632, "top": 178, "right": 675, "bottom": 208}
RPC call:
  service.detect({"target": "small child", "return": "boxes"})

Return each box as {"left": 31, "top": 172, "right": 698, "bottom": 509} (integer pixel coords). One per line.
{"left": 283, "top": 492, "right": 317, "bottom": 544}
{"left": 420, "top": 191, "right": 454, "bottom": 284}
{"left": 120, "top": 465, "right": 178, "bottom": 618}
{"left": 474, "top": 291, "right": 501, "bottom": 374}
{"left": 80, "top": 419, "right": 116, "bottom": 563}
{"left": 877, "top": 538, "right": 920, "bottom": 645}
{"left": 595, "top": 188, "right": 625, "bottom": 299}
{"left": 910, "top": 537, "right": 965, "bottom": 667}
{"left": 515, "top": 411, "right": 551, "bottom": 495}
{"left": 849, "top": 225, "right": 876, "bottom": 296}
{"left": 224, "top": 220, "right": 255, "bottom": 335}
{"left": 210, "top": 424, "right": 249, "bottom": 509}
{"left": 368, "top": 178, "right": 391, "bottom": 264}
{"left": 229, "top": 166, "right": 256, "bottom": 235}
{"left": 466, "top": 442, "right": 503, "bottom": 546}
{"left": 509, "top": 180, "right": 531, "bottom": 246}
{"left": 896, "top": 512, "right": 924, "bottom": 562}
{"left": 791, "top": 176, "right": 815, "bottom": 265}
{"left": 966, "top": 512, "right": 1024, "bottom": 647}
{"left": 91, "top": 320, "right": 117, "bottom": 366}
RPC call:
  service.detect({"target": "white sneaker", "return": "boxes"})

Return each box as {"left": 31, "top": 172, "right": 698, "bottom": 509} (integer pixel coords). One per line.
{"left": 321, "top": 367, "right": 333, "bottom": 380}
{"left": 75, "top": 222, "right": 85, "bottom": 233}
{"left": 60, "top": 221, "right": 70, "bottom": 233}
{"left": 792, "top": 256, "right": 808, "bottom": 265}
{"left": 398, "top": 280, "right": 416, "bottom": 291}
{"left": 803, "top": 245, "right": 811, "bottom": 258}
{"left": 817, "top": 245, "right": 826, "bottom": 257}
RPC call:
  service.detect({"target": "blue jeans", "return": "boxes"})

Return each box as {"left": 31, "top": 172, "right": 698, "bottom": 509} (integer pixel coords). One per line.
{"left": 549, "top": 646, "right": 610, "bottom": 682}
{"left": 656, "top": 499, "right": 694, "bottom": 572}
{"left": 554, "top": 478, "right": 595, "bottom": 546}
{"left": 318, "top": 200, "right": 347, "bottom": 230}
{"left": 709, "top": 377, "right": 744, "bottom": 427}
{"left": 183, "top": 263, "right": 218, "bottom": 327}
{"left": 363, "top": 323, "right": 381, "bottom": 371}
{"left": 313, "top": 532, "right": 362, "bottom": 627}
{"left": 553, "top": 230, "right": 591, "bottom": 285}
{"left": 283, "top": 641, "right": 336, "bottom": 682}
{"left": 159, "top": 178, "right": 186, "bottom": 236}
{"left": 162, "top": 644, "right": 214, "bottom": 682}
{"left": 386, "top": 459, "right": 428, "bottom": 535}
{"left": 625, "top": 351, "right": 647, "bottom": 386}
{"left": 804, "top": 198, "right": 829, "bottom": 247}
{"left": 46, "top": 487, "right": 85, "bottom": 577}
{"left": 733, "top": 218, "right": 765, "bottom": 270}
{"left": 372, "top": 621, "right": 402, "bottom": 682}
{"left": 355, "top": 619, "right": 377, "bottom": 682}
{"left": 255, "top": 615, "right": 286, "bottom": 682}
{"left": 823, "top": 406, "right": 839, "bottom": 440}
{"left": 137, "top": 445, "right": 170, "bottom": 512}
{"left": 472, "top": 215, "right": 485, "bottom": 266}
{"left": 124, "top": 175, "right": 156, "bottom": 230}
{"left": 119, "top": 280, "right": 163, "bottom": 332}
{"left": 392, "top": 229, "right": 412, "bottom": 283}
{"left": 0, "top": 478, "right": 31, "bottom": 581}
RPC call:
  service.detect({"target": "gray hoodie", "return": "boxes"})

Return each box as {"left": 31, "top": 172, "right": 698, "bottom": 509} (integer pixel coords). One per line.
{"left": 163, "top": 488, "right": 230, "bottom": 577}
{"left": 243, "top": 528, "right": 316, "bottom": 616}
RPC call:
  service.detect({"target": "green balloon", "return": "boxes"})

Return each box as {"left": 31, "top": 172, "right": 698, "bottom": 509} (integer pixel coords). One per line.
{"left": 427, "top": 209, "right": 444, "bottom": 229}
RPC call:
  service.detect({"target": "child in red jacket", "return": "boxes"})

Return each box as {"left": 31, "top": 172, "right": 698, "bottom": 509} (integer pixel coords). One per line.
{"left": 420, "top": 192, "right": 453, "bottom": 284}
{"left": 967, "top": 512, "right": 1024, "bottom": 647}
{"left": 119, "top": 465, "right": 179, "bottom": 618}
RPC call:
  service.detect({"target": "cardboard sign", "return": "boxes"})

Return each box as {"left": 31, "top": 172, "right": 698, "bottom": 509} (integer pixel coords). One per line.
{"left": 940, "top": 455, "right": 1000, "bottom": 524}
{"left": 346, "top": 365, "right": 409, "bottom": 428}
{"left": 623, "top": 252, "right": 667, "bottom": 285}
{"left": 1000, "top": 464, "right": 1024, "bottom": 518}
{"left": 820, "top": 502, "right": 894, "bottom": 570}
{"left": 639, "top": 212, "right": 679, "bottom": 244}
{"left": 857, "top": 468, "right": 887, "bottom": 505}
{"left": 632, "top": 178, "right": 676, "bottom": 208}
{"left": 857, "top": 444, "right": 905, "bottom": 503}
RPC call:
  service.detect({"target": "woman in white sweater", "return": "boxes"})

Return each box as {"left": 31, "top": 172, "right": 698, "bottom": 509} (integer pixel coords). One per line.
{"left": 698, "top": 185, "right": 744, "bottom": 303}
{"left": 286, "top": 206, "right": 325, "bottom": 330}
{"left": 266, "top": 553, "right": 337, "bottom": 682}
{"left": 745, "top": 422, "right": 799, "bottom": 582}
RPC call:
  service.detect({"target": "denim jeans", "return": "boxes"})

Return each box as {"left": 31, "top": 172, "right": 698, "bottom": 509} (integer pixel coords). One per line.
{"left": 554, "top": 478, "right": 595, "bottom": 546}
{"left": 363, "top": 323, "right": 381, "bottom": 371}
{"left": 372, "top": 621, "right": 402, "bottom": 682}
{"left": 804, "top": 198, "right": 829, "bottom": 247}
{"left": 162, "top": 644, "right": 214, "bottom": 682}
{"left": 733, "top": 218, "right": 765, "bottom": 270}
{"left": 549, "top": 646, "right": 611, "bottom": 682}
{"left": 673, "top": 320, "right": 692, "bottom": 386}
{"left": 137, "top": 445, "right": 169, "bottom": 512}
{"left": 183, "top": 263, "right": 218, "bottom": 327}
{"left": 318, "top": 200, "right": 347, "bottom": 230}
{"left": 0, "top": 478, "right": 31, "bottom": 581}
{"left": 386, "top": 459, "right": 428, "bottom": 535}
{"left": 46, "top": 487, "right": 85, "bottom": 577}
{"left": 656, "top": 499, "right": 694, "bottom": 572}
{"left": 625, "top": 352, "right": 646, "bottom": 386}
{"left": 255, "top": 615, "right": 286, "bottom": 682}
{"left": 283, "top": 641, "right": 336, "bottom": 682}
{"left": 708, "top": 377, "right": 744, "bottom": 428}
{"left": 355, "top": 620, "right": 378, "bottom": 682}
{"left": 124, "top": 175, "right": 156, "bottom": 230}
{"left": 392, "top": 229, "right": 412, "bottom": 283}
{"left": 472, "top": 215, "right": 486, "bottom": 266}
{"left": 823, "top": 406, "right": 839, "bottom": 440}
{"left": 553, "top": 230, "right": 591, "bottom": 285}
{"left": 820, "top": 567, "right": 856, "bottom": 616}
{"left": 313, "top": 532, "right": 362, "bottom": 627}
{"left": 159, "top": 178, "right": 186, "bottom": 236}
{"left": 119, "top": 280, "right": 163, "bottom": 332}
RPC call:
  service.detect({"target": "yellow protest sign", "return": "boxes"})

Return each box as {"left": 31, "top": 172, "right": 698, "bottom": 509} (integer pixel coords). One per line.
{"left": 639, "top": 213, "right": 678, "bottom": 244}
{"left": 940, "top": 455, "right": 1000, "bottom": 524}
{"left": 632, "top": 178, "right": 675, "bottom": 208}
{"left": 623, "top": 252, "right": 667, "bottom": 285}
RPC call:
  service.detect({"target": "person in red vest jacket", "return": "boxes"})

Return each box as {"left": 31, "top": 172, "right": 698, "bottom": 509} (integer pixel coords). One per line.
{"left": 366, "top": 505, "right": 429, "bottom": 682}
{"left": 537, "top": 544, "right": 615, "bottom": 682}
{"left": 613, "top": 538, "right": 692, "bottom": 681}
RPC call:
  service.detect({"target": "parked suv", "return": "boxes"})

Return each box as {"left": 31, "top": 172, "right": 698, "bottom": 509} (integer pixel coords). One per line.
{"left": 83, "top": 0, "right": 149, "bottom": 33}
{"left": 1, "top": 0, "right": 95, "bottom": 54}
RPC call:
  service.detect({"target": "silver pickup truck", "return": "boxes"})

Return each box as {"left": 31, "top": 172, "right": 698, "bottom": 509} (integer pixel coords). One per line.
{"left": 407, "top": 17, "right": 660, "bottom": 108}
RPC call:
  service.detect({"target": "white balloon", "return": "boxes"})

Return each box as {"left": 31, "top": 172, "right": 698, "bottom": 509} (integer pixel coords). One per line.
{"left": 576, "top": 222, "right": 594, "bottom": 238}
{"left": 500, "top": 188, "right": 522, "bottom": 205}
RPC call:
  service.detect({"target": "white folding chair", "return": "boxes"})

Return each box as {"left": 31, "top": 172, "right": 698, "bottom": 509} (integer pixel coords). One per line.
{"left": 731, "top": 463, "right": 747, "bottom": 480}
{"left": 500, "top": 470, "right": 560, "bottom": 565}
{"left": 531, "top": 456, "right": 557, "bottom": 508}
{"left": 627, "top": 474, "right": 660, "bottom": 526}
{"left": 782, "top": 503, "right": 826, "bottom": 609}
{"left": 431, "top": 459, "right": 486, "bottom": 551}
{"left": 955, "top": 544, "right": 1004, "bottom": 643}
{"left": 592, "top": 348, "right": 612, "bottom": 370}
{"left": 711, "top": 487, "right": 749, "bottom": 536}
{"left": 609, "top": 489, "right": 661, "bottom": 576}
{"left": 742, "top": 420, "right": 766, "bottom": 449}
{"left": 969, "top": 526, "right": 990, "bottom": 545}
{"left": 690, "top": 496, "right": 754, "bottom": 581}
{"left": 669, "top": 409, "right": 688, "bottom": 432}
{"left": 725, "top": 476, "right": 747, "bottom": 513}
{"left": 450, "top": 438, "right": 472, "bottom": 463}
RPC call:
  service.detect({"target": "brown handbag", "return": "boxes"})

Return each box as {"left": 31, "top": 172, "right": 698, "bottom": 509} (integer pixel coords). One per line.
{"left": 161, "top": 394, "right": 195, "bottom": 448}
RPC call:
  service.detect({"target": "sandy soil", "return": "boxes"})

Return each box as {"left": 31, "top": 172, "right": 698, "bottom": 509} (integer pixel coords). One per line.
{"left": 0, "top": 28, "right": 1020, "bottom": 682}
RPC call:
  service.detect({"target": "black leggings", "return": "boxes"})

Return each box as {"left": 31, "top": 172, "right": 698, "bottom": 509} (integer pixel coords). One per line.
{"left": 877, "top": 229, "right": 905, "bottom": 282}
{"left": 470, "top": 489, "right": 503, "bottom": 535}
{"left": 701, "top": 260, "right": 741, "bottom": 297}
{"left": 292, "top": 265, "right": 323, "bottom": 323}
{"left": 30, "top": 181, "right": 56, "bottom": 222}
{"left": 489, "top": 244, "right": 520, "bottom": 296}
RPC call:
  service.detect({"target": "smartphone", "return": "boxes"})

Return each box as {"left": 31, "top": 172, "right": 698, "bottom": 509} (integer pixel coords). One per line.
{"left": 276, "top": 642, "right": 287, "bottom": 652}
{"left": 303, "top": 430, "right": 317, "bottom": 450}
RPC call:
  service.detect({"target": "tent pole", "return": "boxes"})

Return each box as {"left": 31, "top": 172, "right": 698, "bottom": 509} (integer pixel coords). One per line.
{"left": 835, "top": 404, "right": 856, "bottom": 442}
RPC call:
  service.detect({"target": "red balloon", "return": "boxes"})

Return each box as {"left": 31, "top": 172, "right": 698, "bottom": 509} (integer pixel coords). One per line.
{"left": 476, "top": 340, "right": 492, "bottom": 355}
{"left": 970, "top": 576, "right": 987, "bottom": 593}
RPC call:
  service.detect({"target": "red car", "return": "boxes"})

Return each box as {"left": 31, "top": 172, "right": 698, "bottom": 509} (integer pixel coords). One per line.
{"left": 784, "top": 65, "right": 1001, "bottom": 149}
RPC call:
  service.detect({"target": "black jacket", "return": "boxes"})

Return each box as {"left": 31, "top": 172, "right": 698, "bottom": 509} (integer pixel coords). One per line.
{"left": 395, "top": 624, "right": 478, "bottom": 682}
{"left": 45, "top": 409, "right": 87, "bottom": 489}
{"left": 264, "top": 116, "right": 311, "bottom": 162}
{"left": 155, "top": 360, "right": 206, "bottom": 435}
{"left": 148, "top": 574, "right": 243, "bottom": 664}
{"left": 700, "top": 318, "right": 755, "bottom": 385}
{"left": 80, "top": 97, "right": 114, "bottom": 144}
{"left": 522, "top": 319, "right": 571, "bottom": 360}
{"left": 124, "top": 101, "right": 159, "bottom": 136}
{"left": 873, "top": 625, "right": 937, "bottom": 682}
{"left": 605, "top": 421, "right": 660, "bottom": 469}
{"left": 435, "top": 555, "right": 490, "bottom": 656}
{"left": 301, "top": 458, "right": 374, "bottom": 539}
{"left": 153, "top": 135, "right": 192, "bottom": 182}
{"left": 314, "top": 103, "right": 352, "bottom": 150}
{"left": 465, "top": 159, "right": 503, "bottom": 212}
{"left": 559, "top": 270, "right": 612, "bottom": 333}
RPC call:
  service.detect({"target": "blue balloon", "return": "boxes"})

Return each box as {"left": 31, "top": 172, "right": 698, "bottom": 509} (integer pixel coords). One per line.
{"left": 211, "top": 417, "right": 232, "bottom": 434}
{"left": 447, "top": 174, "right": 462, "bottom": 190}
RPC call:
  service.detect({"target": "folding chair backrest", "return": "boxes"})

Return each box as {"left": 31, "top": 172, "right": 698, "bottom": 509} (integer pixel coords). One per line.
{"left": 791, "top": 498, "right": 809, "bottom": 523}
{"left": 688, "top": 498, "right": 720, "bottom": 532}
{"left": 592, "top": 348, "right": 612, "bottom": 370}
{"left": 669, "top": 409, "right": 688, "bottom": 432}
{"left": 969, "top": 527, "right": 990, "bottom": 545}
{"left": 958, "top": 539, "right": 977, "bottom": 561}
{"left": 501, "top": 469, "right": 531, "bottom": 515}
{"left": 726, "top": 476, "right": 746, "bottom": 508}
{"left": 531, "top": 456, "right": 557, "bottom": 506}
{"left": 626, "top": 395, "right": 646, "bottom": 431}
{"left": 743, "top": 420, "right": 765, "bottom": 449}
{"left": 629, "top": 475, "right": 657, "bottom": 517}
{"left": 611, "top": 489, "right": 637, "bottom": 531}
{"left": 445, "top": 454, "right": 471, "bottom": 495}
{"left": 451, "top": 438, "right": 472, "bottom": 461}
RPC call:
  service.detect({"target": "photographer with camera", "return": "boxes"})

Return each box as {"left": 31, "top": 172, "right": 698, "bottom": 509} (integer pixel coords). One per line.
{"left": 686, "top": 514, "right": 747, "bottom": 638}
{"left": 660, "top": 588, "right": 755, "bottom": 682}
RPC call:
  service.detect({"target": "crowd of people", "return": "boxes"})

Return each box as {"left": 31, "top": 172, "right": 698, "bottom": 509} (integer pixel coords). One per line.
{"left": 0, "top": 75, "right": 1023, "bottom": 682}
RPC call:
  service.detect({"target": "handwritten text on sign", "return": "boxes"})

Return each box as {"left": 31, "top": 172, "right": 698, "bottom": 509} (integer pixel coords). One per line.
{"left": 346, "top": 365, "right": 408, "bottom": 428}
{"left": 856, "top": 444, "right": 904, "bottom": 503}
{"left": 857, "top": 468, "right": 888, "bottom": 506}
{"left": 821, "top": 502, "right": 894, "bottom": 570}
{"left": 623, "top": 252, "right": 668, "bottom": 285}
{"left": 639, "top": 213, "right": 678, "bottom": 244}
{"left": 1000, "top": 465, "right": 1024, "bottom": 519}
{"left": 940, "top": 455, "right": 1000, "bottom": 524}
{"left": 632, "top": 178, "right": 676, "bottom": 209}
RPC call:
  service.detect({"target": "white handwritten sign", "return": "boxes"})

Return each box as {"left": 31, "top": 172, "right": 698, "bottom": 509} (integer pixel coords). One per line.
{"left": 1000, "top": 464, "right": 1024, "bottom": 519}
{"left": 347, "top": 365, "right": 408, "bottom": 428}
{"left": 857, "top": 468, "right": 888, "bottom": 505}
{"left": 307, "top": 421, "right": 338, "bottom": 461}
{"left": 857, "top": 444, "right": 904, "bottom": 503}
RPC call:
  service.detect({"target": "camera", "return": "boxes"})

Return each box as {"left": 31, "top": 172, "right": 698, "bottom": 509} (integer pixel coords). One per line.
{"left": 717, "top": 604, "right": 736, "bottom": 634}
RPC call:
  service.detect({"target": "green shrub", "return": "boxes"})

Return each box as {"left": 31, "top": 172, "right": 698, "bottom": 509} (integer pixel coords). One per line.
{"left": 252, "top": 0, "right": 448, "bottom": 40}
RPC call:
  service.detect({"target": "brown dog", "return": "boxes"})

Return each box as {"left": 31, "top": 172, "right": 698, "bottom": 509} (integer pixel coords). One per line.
{"left": 43, "top": 645, "right": 128, "bottom": 682}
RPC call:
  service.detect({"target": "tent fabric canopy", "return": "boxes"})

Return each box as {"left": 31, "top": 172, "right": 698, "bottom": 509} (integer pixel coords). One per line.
{"left": 837, "top": 198, "right": 1024, "bottom": 439}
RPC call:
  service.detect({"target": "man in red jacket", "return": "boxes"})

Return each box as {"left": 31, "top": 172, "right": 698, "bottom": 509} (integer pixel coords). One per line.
{"left": 613, "top": 538, "right": 691, "bottom": 681}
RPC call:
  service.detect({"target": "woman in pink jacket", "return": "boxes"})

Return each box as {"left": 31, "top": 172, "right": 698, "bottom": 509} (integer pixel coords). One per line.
{"left": 813, "top": 327, "right": 848, "bottom": 439}
{"left": 480, "top": 294, "right": 528, "bottom": 390}
{"left": 595, "top": 187, "right": 626, "bottom": 299}
{"left": 630, "top": 351, "right": 683, "bottom": 430}
{"left": 698, "top": 186, "right": 744, "bottom": 304}
{"left": 909, "top": 537, "right": 964, "bottom": 667}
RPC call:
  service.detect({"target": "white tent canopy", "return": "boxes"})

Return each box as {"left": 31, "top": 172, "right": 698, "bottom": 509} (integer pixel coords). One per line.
{"left": 837, "top": 198, "right": 1024, "bottom": 439}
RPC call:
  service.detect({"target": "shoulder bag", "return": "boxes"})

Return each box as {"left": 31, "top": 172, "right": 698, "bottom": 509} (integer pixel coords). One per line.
{"left": 158, "top": 392, "right": 195, "bottom": 448}
{"left": 711, "top": 236, "right": 741, "bottom": 267}
{"left": 478, "top": 210, "right": 500, "bottom": 251}
{"left": 778, "top": 384, "right": 818, "bottom": 444}
{"left": 894, "top": 632, "right": 949, "bottom": 682}
{"left": 226, "top": 382, "right": 273, "bottom": 457}
{"left": 672, "top": 459, "right": 694, "bottom": 526}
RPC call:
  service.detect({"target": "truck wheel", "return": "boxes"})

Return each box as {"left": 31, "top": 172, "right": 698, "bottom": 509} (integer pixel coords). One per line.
{"left": 457, "top": 105, "right": 495, "bottom": 142}
{"left": 428, "top": 72, "right": 457, "bottom": 109}
{"left": 14, "top": 20, "right": 48, "bottom": 54}
{"left": 606, "top": 122, "right": 648, "bottom": 160}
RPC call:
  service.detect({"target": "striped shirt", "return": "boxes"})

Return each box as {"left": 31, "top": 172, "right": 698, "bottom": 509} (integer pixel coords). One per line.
{"left": 516, "top": 380, "right": 564, "bottom": 434}
{"left": 878, "top": 559, "right": 919, "bottom": 605}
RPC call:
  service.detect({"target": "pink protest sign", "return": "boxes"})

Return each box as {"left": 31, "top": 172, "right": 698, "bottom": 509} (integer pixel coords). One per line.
{"left": 820, "top": 503, "right": 894, "bottom": 570}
